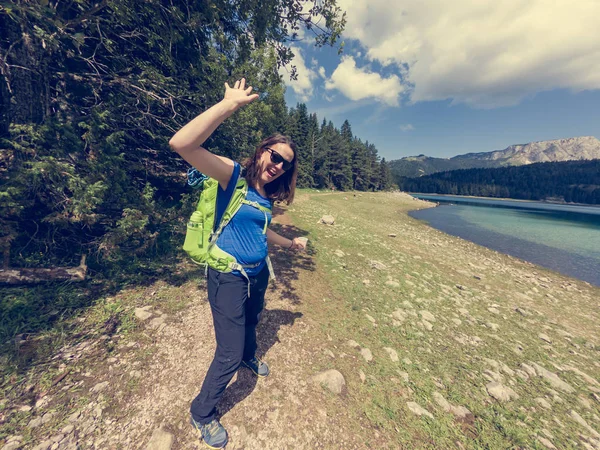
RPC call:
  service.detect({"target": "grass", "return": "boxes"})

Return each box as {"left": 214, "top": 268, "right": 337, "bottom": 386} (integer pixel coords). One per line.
{"left": 1, "top": 190, "right": 598, "bottom": 448}
{"left": 285, "top": 191, "right": 600, "bottom": 449}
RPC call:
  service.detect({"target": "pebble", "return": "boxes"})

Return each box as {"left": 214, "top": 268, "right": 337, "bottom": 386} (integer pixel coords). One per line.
{"left": 534, "top": 397, "right": 552, "bottom": 409}
{"left": 146, "top": 428, "right": 174, "bottom": 450}
{"left": 360, "top": 348, "right": 373, "bottom": 362}
{"left": 406, "top": 402, "right": 433, "bottom": 419}
{"left": 383, "top": 347, "right": 399, "bottom": 362}
{"left": 90, "top": 381, "right": 109, "bottom": 394}
{"left": 346, "top": 340, "right": 360, "bottom": 349}
{"left": 419, "top": 311, "right": 435, "bottom": 322}
{"left": 134, "top": 308, "right": 153, "bottom": 321}
{"left": 486, "top": 381, "right": 519, "bottom": 402}
{"left": 530, "top": 362, "right": 575, "bottom": 393}
{"left": 311, "top": 370, "right": 346, "bottom": 395}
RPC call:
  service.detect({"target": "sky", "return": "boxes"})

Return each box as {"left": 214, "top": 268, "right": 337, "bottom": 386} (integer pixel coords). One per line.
{"left": 280, "top": 0, "right": 600, "bottom": 160}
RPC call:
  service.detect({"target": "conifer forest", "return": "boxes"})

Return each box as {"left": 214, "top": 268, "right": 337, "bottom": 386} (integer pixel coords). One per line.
{"left": 0, "top": 1, "right": 394, "bottom": 272}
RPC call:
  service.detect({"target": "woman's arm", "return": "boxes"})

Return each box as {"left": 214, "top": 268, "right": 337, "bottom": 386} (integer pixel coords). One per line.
{"left": 266, "top": 229, "right": 306, "bottom": 251}
{"left": 169, "top": 78, "right": 258, "bottom": 190}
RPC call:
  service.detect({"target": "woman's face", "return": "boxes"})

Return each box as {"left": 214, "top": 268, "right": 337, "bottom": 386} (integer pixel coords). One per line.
{"left": 258, "top": 143, "right": 294, "bottom": 185}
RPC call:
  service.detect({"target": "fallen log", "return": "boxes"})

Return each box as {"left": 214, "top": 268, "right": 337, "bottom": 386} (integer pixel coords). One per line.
{"left": 0, "top": 255, "right": 87, "bottom": 285}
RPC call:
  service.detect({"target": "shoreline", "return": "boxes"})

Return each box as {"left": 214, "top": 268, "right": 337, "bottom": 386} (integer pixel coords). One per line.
{"left": 407, "top": 192, "right": 600, "bottom": 209}
{"left": 405, "top": 196, "right": 599, "bottom": 287}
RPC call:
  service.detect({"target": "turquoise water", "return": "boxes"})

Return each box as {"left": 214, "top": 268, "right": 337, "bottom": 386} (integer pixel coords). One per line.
{"left": 409, "top": 195, "right": 600, "bottom": 286}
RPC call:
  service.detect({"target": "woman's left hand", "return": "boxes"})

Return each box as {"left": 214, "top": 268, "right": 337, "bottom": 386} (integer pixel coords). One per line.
{"left": 289, "top": 237, "right": 307, "bottom": 252}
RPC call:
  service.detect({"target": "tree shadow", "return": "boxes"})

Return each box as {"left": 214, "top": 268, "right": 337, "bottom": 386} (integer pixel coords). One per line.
{"left": 268, "top": 223, "right": 317, "bottom": 305}
{"left": 216, "top": 308, "right": 303, "bottom": 419}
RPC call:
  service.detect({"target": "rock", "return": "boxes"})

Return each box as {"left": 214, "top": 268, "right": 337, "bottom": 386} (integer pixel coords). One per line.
{"left": 334, "top": 249, "right": 345, "bottom": 257}
{"left": 433, "top": 392, "right": 451, "bottom": 412}
{"left": 346, "top": 340, "right": 360, "bottom": 349}
{"left": 539, "top": 333, "right": 552, "bottom": 344}
{"left": 421, "top": 320, "right": 433, "bottom": 331}
{"left": 324, "top": 349, "right": 335, "bottom": 358}
{"left": 369, "top": 260, "right": 387, "bottom": 270}
{"left": 61, "top": 424, "right": 75, "bottom": 434}
{"left": 486, "top": 381, "right": 519, "bottom": 402}
{"left": 487, "top": 307, "right": 500, "bottom": 314}
{"left": 32, "top": 441, "right": 53, "bottom": 450}
{"left": 406, "top": 402, "right": 434, "bottom": 419}
{"left": 569, "top": 410, "right": 600, "bottom": 438}
{"left": 28, "top": 417, "right": 43, "bottom": 428}
{"left": 90, "top": 381, "right": 109, "bottom": 394}
{"left": 537, "top": 437, "right": 557, "bottom": 449}
{"left": 311, "top": 370, "right": 346, "bottom": 395}
{"left": 515, "top": 307, "right": 531, "bottom": 316}
{"left": 388, "top": 234, "right": 397, "bottom": 237}
{"left": 451, "top": 405, "right": 473, "bottom": 419}
{"left": 385, "top": 280, "right": 400, "bottom": 288}
{"left": 134, "top": 308, "right": 153, "bottom": 321}
{"left": 485, "top": 322, "right": 499, "bottom": 331}
{"left": 358, "top": 370, "right": 366, "bottom": 383}
{"left": 383, "top": 347, "right": 399, "bottom": 362}
{"left": 40, "top": 412, "right": 54, "bottom": 425}
{"left": 149, "top": 317, "right": 165, "bottom": 330}
{"left": 530, "top": 362, "right": 575, "bottom": 393}
{"left": 563, "top": 365, "right": 600, "bottom": 386}
{"left": 67, "top": 410, "right": 81, "bottom": 423}
{"left": 534, "top": 398, "right": 552, "bottom": 409}
{"left": 319, "top": 215, "right": 335, "bottom": 225}
{"left": 521, "top": 363, "right": 536, "bottom": 377}
{"left": 419, "top": 311, "right": 436, "bottom": 322}
{"left": 360, "top": 348, "right": 373, "bottom": 362}
{"left": 365, "top": 314, "right": 376, "bottom": 324}
{"left": 145, "top": 428, "right": 174, "bottom": 450}
{"left": 391, "top": 309, "right": 406, "bottom": 322}
{"left": 2, "top": 442, "right": 22, "bottom": 450}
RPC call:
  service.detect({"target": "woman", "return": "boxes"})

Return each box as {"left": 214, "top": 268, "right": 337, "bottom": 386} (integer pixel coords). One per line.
{"left": 169, "top": 78, "right": 306, "bottom": 449}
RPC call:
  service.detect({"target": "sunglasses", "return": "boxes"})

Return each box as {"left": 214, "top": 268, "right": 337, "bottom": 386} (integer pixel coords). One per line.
{"left": 265, "top": 147, "right": 293, "bottom": 171}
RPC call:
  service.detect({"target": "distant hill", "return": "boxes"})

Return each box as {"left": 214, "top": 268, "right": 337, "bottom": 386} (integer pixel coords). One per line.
{"left": 390, "top": 136, "right": 600, "bottom": 178}
{"left": 399, "top": 159, "right": 600, "bottom": 204}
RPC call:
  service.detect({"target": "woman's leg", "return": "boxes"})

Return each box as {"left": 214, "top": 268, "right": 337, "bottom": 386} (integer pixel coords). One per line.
{"left": 242, "top": 264, "right": 270, "bottom": 362}
{"left": 190, "top": 269, "right": 248, "bottom": 424}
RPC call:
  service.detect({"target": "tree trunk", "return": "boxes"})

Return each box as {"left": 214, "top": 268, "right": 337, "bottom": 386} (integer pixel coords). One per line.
{"left": 0, "top": 255, "right": 87, "bottom": 284}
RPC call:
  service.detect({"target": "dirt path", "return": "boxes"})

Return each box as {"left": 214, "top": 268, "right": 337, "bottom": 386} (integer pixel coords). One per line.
{"left": 19, "top": 205, "right": 360, "bottom": 450}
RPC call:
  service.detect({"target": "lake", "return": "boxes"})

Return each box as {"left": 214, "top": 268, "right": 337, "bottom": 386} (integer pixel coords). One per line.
{"left": 408, "top": 195, "right": 600, "bottom": 286}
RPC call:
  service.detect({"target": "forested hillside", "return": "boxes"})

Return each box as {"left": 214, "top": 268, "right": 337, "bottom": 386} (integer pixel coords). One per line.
{"left": 0, "top": 1, "right": 393, "bottom": 272}
{"left": 398, "top": 160, "right": 600, "bottom": 204}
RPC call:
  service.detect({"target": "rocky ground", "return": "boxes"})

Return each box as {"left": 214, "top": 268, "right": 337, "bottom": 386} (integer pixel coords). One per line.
{"left": 2, "top": 191, "right": 599, "bottom": 449}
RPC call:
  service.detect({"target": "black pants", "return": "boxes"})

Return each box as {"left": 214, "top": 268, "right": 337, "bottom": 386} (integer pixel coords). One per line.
{"left": 190, "top": 265, "right": 269, "bottom": 424}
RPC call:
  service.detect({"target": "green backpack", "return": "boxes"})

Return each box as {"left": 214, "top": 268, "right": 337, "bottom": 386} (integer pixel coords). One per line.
{"left": 183, "top": 173, "right": 274, "bottom": 282}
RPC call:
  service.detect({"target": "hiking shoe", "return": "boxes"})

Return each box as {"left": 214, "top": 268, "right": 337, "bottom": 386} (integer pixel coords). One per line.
{"left": 241, "top": 356, "right": 270, "bottom": 377}
{"left": 190, "top": 417, "right": 228, "bottom": 449}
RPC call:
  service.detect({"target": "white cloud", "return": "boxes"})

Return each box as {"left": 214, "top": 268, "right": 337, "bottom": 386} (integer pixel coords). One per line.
{"left": 324, "top": 56, "right": 404, "bottom": 106}
{"left": 318, "top": 66, "right": 326, "bottom": 78}
{"left": 399, "top": 124, "right": 414, "bottom": 132}
{"left": 337, "top": 0, "right": 600, "bottom": 108}
{"left": 279, "top": 46, "right": 318, "bottom": 102}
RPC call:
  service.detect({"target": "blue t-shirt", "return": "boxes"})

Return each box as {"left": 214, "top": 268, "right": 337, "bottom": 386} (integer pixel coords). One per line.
{"left": 216, "top": 163, "right": 272, "bottom": 277}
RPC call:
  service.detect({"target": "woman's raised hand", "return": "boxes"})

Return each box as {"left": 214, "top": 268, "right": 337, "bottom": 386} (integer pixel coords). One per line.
{"left": 224, "top": 78, "right": 259, "bottom": 108}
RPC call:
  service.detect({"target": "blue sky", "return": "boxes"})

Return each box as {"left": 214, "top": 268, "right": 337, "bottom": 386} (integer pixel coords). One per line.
{"left": 280, "top": 0, "right": 600, "bottom": 160}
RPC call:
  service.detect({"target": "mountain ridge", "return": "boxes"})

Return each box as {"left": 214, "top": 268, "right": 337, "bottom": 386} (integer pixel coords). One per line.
{"left": 390, "top": 136, "right": 600, "bottom": 178}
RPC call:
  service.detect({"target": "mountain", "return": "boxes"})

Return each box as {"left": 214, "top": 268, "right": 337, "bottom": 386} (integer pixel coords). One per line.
{"left": 390, "top": 136, "right": 600, "bottom": 178}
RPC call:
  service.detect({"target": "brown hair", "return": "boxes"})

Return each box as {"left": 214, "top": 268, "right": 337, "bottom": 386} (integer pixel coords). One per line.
{"left": 244, "top": 134, "right": 298, "bottom": 204}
